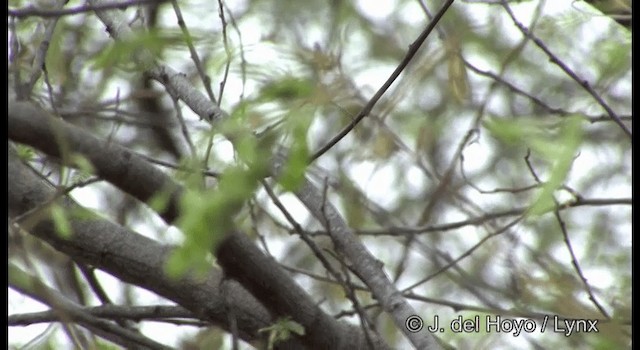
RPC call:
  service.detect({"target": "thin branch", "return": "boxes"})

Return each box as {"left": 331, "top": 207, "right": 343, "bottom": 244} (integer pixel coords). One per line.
{"left": 221, "top": 2, "right": 247, "bottom": 100}
{"left": 553, "top": 208, "right": 611, "bottom": 318}
{"left": 23, "top": 0, "right": 66, "bottom": 100}
{"left": 170, "top": 0, "right": 217, "bottom": 104}
{"left": 523, "top": 148, "right": 613, "bottom": 319}
{"left": 78, "top": 264, "right": 114, "bottom": 305}
{"left": 461, "top": 156, "right": 540, "bottom": 194}
{"left": 402, "top": 217, "right": 523, "bottom": 292}
{"left": 168, "top": 87, "right": 197, "bottom": 158}
{"left": 42, "top": 64, "right": 60, "bottom": 115}
{"left": 216, "top": 0, "right": 232, "bottom": 104}
{"left": 88, "top": 0, "right": 226, "bottom": 123}
{"left": 10, "top": 174, "right": 101, "bottom": 226}
{"left": 464, "top": 59, "right": 565, "bottom": 114}
{"left": 281, "top": 159, "right": 442, "bottom": 349}
{"left": 350, "top": 197, "right": 630, "bottom": 236}
{"left": 501, "top": 0, "right": 632, "bottom": 138}
{"left": 9, "top": 264, "right": 173, "bottom": 350}
{"left": 281, "top": 264, "right": 368, "bottom": 290}
{"left": 310, "top": 0, "right": 455, "bottom": 162}
{"left": 135, "top": 152, "right": 220, "bottom": 178}
{"left": 9, "top": 304, "right": 198, "bottom": 326}
{"left": 260, "top": 179, "right": 379, "bottom": 344}
{"left": 8, "top": 0, "right": 170, "bottom": 19}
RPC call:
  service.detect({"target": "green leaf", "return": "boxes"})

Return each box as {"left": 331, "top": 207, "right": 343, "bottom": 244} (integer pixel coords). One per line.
{"left": 258, "top": 77, "right": 315, "bottom": 102}
{"left": 149, "top": 187, "right": 172, "bottom": 216}
{"left": 70, "top": 153, "right": 95, "bottom": 174}
{"left": 92, "top": 29, "right": 180, "bottom": 70}
{"left": 259, "top": 318, "right": 305, "bottom": 350}
{"left": 483, "top": 117, "right": 545, "bottom": 146}
{"left": 167, "top": 162, "right": 266, "bottom": 277}
{"left": 45, "top": 20, "right": 68, "bottom": 85}
{"left": 15, "top": 144, "right": 36, "bottom": 162}
{"left": 597, "top": 39, "right": 631, "bottom": 78}
{"left": 166, "top": 188, "right": 218, "bottom": 278}
{"left": 278, "top": 110, "right": 312, "bottom": 191}
{"left": 51, "top": 204, "right": 72, "bottom": 238}
{"left": 281, "top": 319, "right": 305, "bottom": 336}
{"left": 528, "top": 116, "right": 583, "bottom": 215}
{"left": 446, "top": 39, "right": 469, "bottom": 104}
{"left": 484, "top": 116, "right": 584, "bottom": 216}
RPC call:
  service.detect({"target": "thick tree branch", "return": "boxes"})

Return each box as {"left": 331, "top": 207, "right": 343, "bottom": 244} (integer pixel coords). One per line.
{"left": 65, "top": 1, "right": 447, "bottom": 346}
{"left": 289, "top": 174, "right": 443, "bottom": 350}
{"left": 8, "top": 100, "right": 182, "bottom": 224}
{"left": 216, "top": 232, "right": 392, "bottom": 350}
{"left": 9, "top": 263, "right": 172, "bottom": 350}
{"left": 88, "top": 0, "right": 225, "bottom": 123}
{"left": 8, "top": 147, "right": 306, "bottom": 349}
{"left": 8, "top": 102, "right": 392, "bottom": 348}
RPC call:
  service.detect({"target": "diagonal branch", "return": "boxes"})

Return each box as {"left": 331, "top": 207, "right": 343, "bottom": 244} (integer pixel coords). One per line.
{"left": 8, "top": 147, "right": 306, "bottom": 348}
{"left": 310, "top": 0, "right": 456, "bottom": 162}
{"left": 274, "top": 151, "right": 443, "bottom": 350}
{"left": 8, "top": 107, "right": 387, "bottom": 348}
{"left": 9, "top": 100, "right": 183, "bottom": 224}
{"left": 216, "top": 232, "right": 392, "bottom": 350}
{"left": 88, "top": 0, "right": 225, "bottom": 123}
{"left": 9, "top": 263, "right": 172, "bottom": 350}
{"left": 82, "top": 1, "right": 451, "bottom": 347}
{"left": 501, "top": 0, "right": 632, "bottom": 138}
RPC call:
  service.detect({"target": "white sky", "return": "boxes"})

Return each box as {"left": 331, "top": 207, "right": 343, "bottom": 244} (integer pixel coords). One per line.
{"left": 8, "top": 0, "right": 630, "bottom": 348}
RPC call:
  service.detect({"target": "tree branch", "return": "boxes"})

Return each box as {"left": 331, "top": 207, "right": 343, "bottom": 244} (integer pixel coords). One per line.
{"left": 8, "top": 147, "right": 306, "bottom": 349}
{"left": 9, "top": 100, "right": 183, "bottom": 224}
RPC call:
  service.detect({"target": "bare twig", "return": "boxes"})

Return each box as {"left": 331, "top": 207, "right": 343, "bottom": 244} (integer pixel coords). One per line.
{"left": 402, "top": 217, "right": 522, "bottom": 292}
{"left": 9, "top": 304, "right": 199, "bottom": 326}
{"left": 501, "top": 0, "right": 632, "bottom": 138}
{"left": 170, "top": 0, "right": 217, "bottom": 103}
{"left": 23, "top": 0, "right": 67, "bottom": 101}
{"left": 310, "top": 0, "right": 455, "bottom": 162}
{"left": 10, "top": 175, "right": 101, "bottom": 226}
{"left": 260, "top": 179, "right": 379, "bottom": 346}
{"left": 553, "top": 208, "right": 611, "bottom": 318}
{"left": 216, "top": 0, "right": 233, "bottom": 104}
{"left": 350, "top": 197, "right": 630, "bottom": 237}
{"left": 9, "top": 264, "right": 173, "bottom": 350}
{"left": 9, "top": 0, "right": 170, "bottom": 19}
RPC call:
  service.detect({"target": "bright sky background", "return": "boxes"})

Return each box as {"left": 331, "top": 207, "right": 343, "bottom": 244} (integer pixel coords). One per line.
{"left": 8, "top": 0, "right": 630, "bottom": 348}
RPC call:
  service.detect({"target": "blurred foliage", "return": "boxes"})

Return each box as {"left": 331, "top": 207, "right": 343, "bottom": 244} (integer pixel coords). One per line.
{"left": 259, "top": 318, "right": 305, "bottom": 350}
{"left": 92, "top": 29, "right": 185, "bottom": 70}
{"left": 484, "top": 115, "right": 584, "bottom": 215}
{"left": 8, "top": 0, "right": 631, "bottom": 348}
{"left": 50, "top": 203, "right": 72, "bottom": 238}
{"left": 15, "top": 144, "right": 36, "bottom": 162}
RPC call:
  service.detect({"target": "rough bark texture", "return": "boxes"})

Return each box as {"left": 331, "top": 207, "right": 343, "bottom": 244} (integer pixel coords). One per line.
{"left": 9, "top": 102, "right": 393, "bottom": 349}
